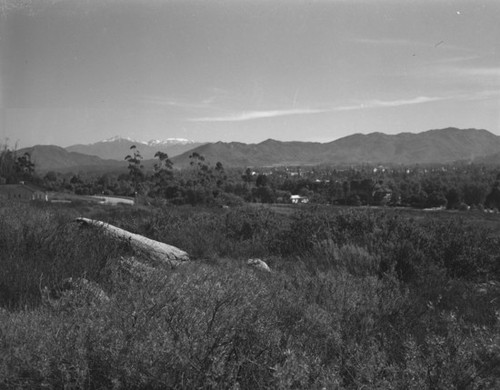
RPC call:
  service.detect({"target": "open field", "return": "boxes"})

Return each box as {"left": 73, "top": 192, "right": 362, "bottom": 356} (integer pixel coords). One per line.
{"left": 1, "top": 200, "right": 500, "bottom": 389}
{"left": 48, "top": 192, "right": 135, "bottom": 206}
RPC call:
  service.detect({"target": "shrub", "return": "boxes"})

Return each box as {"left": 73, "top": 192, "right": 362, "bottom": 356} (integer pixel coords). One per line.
{"left": 224, "top": 206, "right": 286, "bottom": 257}
{"left": 1, "top": 202, "right": 500, "bottom": 388}
{"left": 0, "top": 202, "right": 130, "bottom": 308}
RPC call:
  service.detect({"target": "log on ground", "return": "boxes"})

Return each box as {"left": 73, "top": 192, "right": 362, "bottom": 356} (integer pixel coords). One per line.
{"left": 75, "top": 217, "right": 189, "bottom": 266}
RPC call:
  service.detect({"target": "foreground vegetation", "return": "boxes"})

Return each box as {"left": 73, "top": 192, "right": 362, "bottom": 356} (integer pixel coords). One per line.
{"left": 1, "top": 200, "right": 500, "bottom": 389}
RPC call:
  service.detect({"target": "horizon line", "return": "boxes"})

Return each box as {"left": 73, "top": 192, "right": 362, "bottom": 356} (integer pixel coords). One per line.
{"left": 6, "top": 126, "right": 496, "bottom": 149}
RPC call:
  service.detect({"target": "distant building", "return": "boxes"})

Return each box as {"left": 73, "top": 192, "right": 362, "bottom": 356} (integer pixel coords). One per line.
{"left": 290, "top": 195, "right": 309, "bottom": 204}
{"left": 0, "top": 183, "right": 48, "bottom": 201}
{"left": 91, "top": 195, "right": 135, "bottom": 206}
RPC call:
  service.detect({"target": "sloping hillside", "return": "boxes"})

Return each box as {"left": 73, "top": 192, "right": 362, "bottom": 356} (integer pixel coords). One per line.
{"left": 172, "top": 128, "right": 500, "bottom": 167}
{"left": 319, "top": 128, "right": 500, "bottom": 164}
{"left": 67, "top": 137, "right": 204, "bottom": 160}
{"left": 18, "top": 145, "right": 127, "bottom": 173}
{"left": 18, "top": 128, "right": 500, "bottom": 172}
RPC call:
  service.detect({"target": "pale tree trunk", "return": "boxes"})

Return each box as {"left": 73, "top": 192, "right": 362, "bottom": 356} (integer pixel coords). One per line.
{"left": 75, "top": 217, "right": 189, "bottom": 266}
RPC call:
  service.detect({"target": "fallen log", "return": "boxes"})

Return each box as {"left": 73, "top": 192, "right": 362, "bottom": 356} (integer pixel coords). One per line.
{"left": 75, "top": 217, "right": 189, "bottom": 266}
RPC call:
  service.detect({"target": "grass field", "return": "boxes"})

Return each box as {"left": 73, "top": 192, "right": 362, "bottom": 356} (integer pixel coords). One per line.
{"left": 1, "top": 200, "right": 499, "bottom": 389}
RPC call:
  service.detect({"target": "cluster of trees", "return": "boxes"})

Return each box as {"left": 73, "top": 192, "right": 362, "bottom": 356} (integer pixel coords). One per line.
{"left": 0, "top": 145, "right": 35, "bottom": 184}
{"left": 42, "top": 147, "right": 238, "bottom": 206}
{"left": 276, "top": 164, "right": 500, "bottom": 210}
{"left": 3, "top": 142, "right": 500, "bottom": 210}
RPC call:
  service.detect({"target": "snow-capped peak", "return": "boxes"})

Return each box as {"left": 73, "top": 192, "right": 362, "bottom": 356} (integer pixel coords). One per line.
{"left": 101, "top": 135, "right": 147, "bottom": 144}
{"left": 147, "top": 138, "right": 193, "bottom": 146}
{"left": 99, "top": 136, "right": 194, "bottom": 146}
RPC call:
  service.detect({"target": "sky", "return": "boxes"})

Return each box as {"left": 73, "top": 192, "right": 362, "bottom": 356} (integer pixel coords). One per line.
{"left": 1, "top": 0, "right": 499, "bottom": 147}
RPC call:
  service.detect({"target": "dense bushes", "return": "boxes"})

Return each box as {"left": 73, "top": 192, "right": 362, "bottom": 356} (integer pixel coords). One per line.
{"left": 1, "top": 201, "right": 500, "bottom": 388}
{"left": 0, "top": 203, "right": 133, "bottom": 308}
{"left": 2, "top": 260, "right": 498, "bottom": 388}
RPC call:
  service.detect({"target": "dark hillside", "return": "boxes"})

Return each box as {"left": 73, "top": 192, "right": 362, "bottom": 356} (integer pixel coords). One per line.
{"left": 67, "top": 138, "right": 205, "bottom": 160}
{"left": 18, "top": 145, "right": 127, "bottom": 173}
{"left": 172, "top": 128, "right": 500, "bottom": 167}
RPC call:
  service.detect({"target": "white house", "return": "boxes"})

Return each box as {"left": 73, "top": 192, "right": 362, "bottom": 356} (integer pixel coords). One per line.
{"left": 290, "top": 195, "right": 309, "bottom": 204}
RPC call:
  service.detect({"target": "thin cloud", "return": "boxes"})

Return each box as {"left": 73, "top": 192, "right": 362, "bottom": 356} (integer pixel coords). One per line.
{"left": 431, "top": 65, "right": 500, "bottom": 86}
{"left": 429, "top": 55, "right": 480, "bottom": 65}
{"left": 188, "top": 96, "right": 446, "bottom": 122}
{"left": 457, "top": 89, "right": 500, "bottom": 101}
{"left": 139, "top": 88, "right": 235, "bottom": 110}
{"left": 350, "top": 37, "right": 420, "bottom": 46}
{"left": 138, "top": 95, "right": 230, "bottom": 113}
{"left": 456, "top": 67, "right": 500, "bottom": 77}
{"left": 139, "top": 96, "right": 209, "bottom": 109}
{"left": 333, "top": 96, "right": 447, "bottom": 111}
{"left": 359, "top": 96, "right": 447, "bottom": 109}
{"left": 350, "top": 37, "right": 474, "bottom": 53}
{"left": 188, "top": 108, "right": 329, "bottom": 122}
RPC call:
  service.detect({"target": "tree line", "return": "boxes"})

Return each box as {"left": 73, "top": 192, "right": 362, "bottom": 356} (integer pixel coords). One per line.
{"left": 2, "top": 143, "right": 500, "bottom": 210}
{"left": 0, "top": 144, "right": 35, "bottom": 184}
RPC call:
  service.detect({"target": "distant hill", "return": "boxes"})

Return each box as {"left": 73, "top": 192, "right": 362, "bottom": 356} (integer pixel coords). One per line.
{"left": 18, "top": 145, "right": 127, "bottom": 173}
{"left": 171, "top": 140, "right": 325, "bottom": 168}
{"left": 66, "top": 136, "right": 205, "bottom": 160}
{"left": 18, "top": 128, "right": 500, "bottom": 173}
{"left": 471, "top": 151, "right": 500, "bottom": 165}
{"left": 172, "top": 128, "right": 500, "bottom": 167}
{"left": 319, "top": 128, "right": 500, "bottom": 165}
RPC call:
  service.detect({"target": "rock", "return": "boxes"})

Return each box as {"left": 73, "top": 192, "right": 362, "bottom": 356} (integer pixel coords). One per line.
{"left": 247, "top": 258, "right": 271, "bottom": 272}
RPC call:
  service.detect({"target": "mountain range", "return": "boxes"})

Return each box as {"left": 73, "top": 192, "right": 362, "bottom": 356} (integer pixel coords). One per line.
{"left": 171, "top": 128, "right": 500, "bottom": 168}
{"left": 66, "top": 136, "right": 205, "bottom": 160}
{"left": 18, "top": 145, "right": 128, "bottom": 173}
{"left": 17, "top": 128, "right": 500, "bottom": 173}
